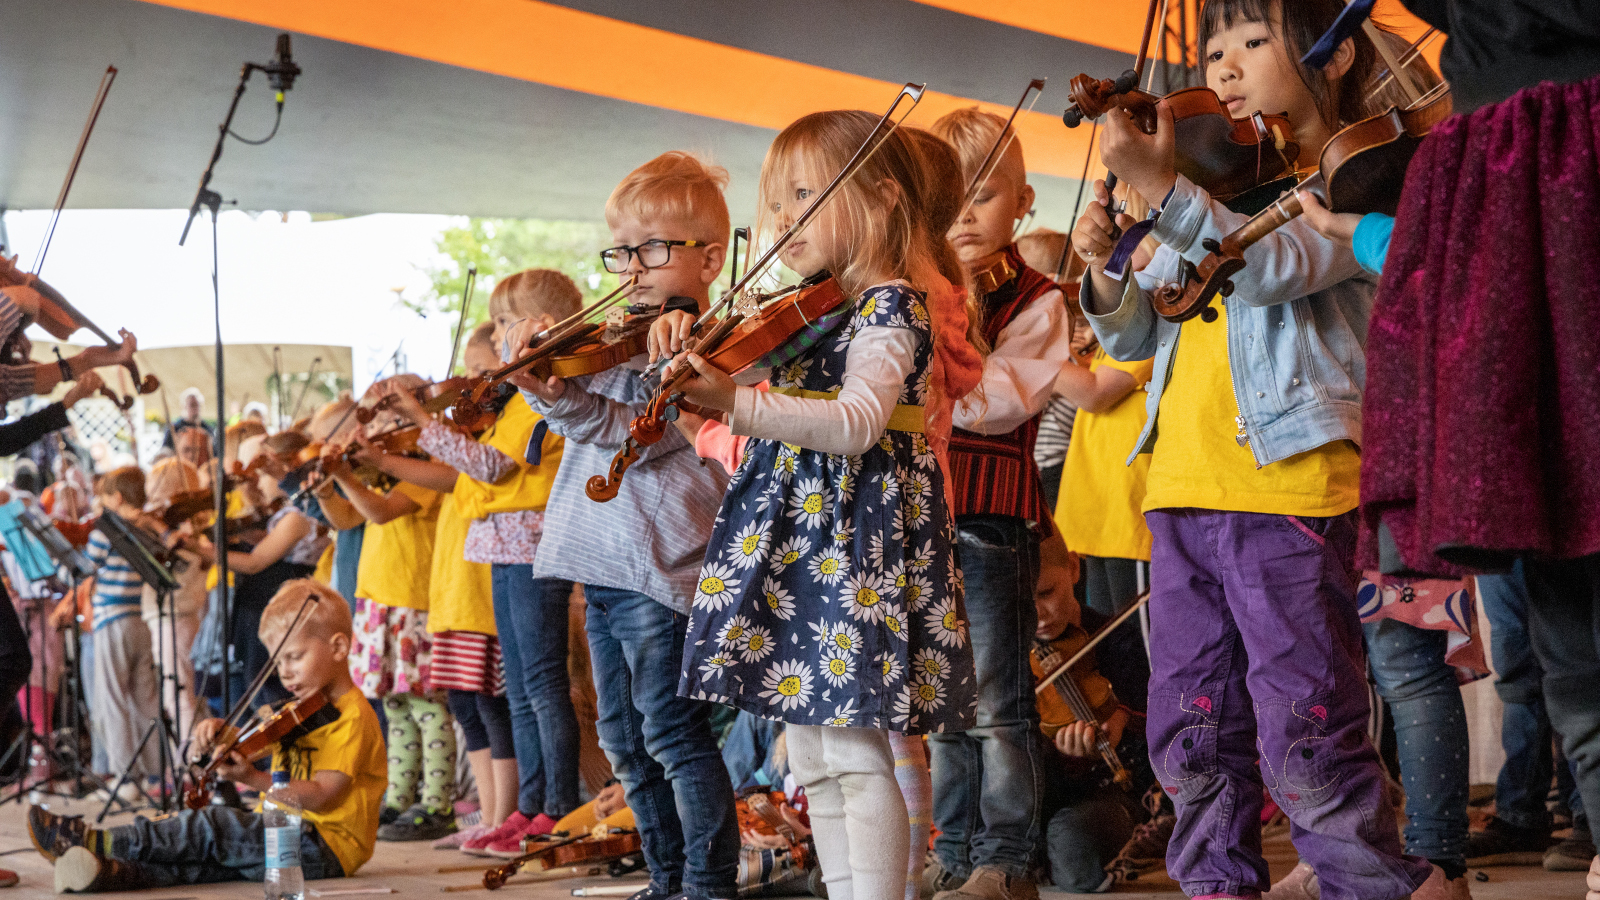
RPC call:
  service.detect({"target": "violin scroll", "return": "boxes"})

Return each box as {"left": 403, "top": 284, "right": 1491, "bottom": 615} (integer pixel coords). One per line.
{"left": 1062, "top": 70, "right": 1154, "bottom": 131}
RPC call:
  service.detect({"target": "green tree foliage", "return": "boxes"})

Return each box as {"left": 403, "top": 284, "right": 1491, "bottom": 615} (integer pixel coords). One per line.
{"left": 419, "top": 219, "right": 620, "bottom": 326}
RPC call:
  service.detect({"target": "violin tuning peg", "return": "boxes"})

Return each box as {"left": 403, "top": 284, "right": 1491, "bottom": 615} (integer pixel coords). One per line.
{"left": 1200, "top": 307, "right": 1219, "bottom": 323}
{"left": 1062, "top": 108, "right": 1084, "bottom": 128}
{"left": 1218, "top": 281, "right": 1235, "bottom": 298}
{"left": 663, "top": 406, "right": 680, "bottom": 422}
{"left": 1202, "top": 238, "right": 1222, "bottom": 253}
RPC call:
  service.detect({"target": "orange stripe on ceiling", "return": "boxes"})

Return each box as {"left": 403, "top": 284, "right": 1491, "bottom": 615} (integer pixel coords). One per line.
{"left": 906, "top": 1, "right": 1148, "bottom": 55}
{"left": 132, "top": 0, "right": 1097, "bottom": 181}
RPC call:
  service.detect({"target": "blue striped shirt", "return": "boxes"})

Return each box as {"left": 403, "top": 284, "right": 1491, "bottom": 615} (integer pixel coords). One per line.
{"left": 86, "top": 529, "right": 145, "bottom": 630}
{"left": 521, "top": 366, "right": 727, "bottom": 614}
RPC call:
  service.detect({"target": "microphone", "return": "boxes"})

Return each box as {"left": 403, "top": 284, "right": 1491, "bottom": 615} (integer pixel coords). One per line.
{"left": 264, "top": 34, "right": 301, "bottom": 102}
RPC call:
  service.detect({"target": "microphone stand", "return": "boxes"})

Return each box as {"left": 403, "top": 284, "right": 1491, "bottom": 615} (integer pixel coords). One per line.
{"left": 179, "top": 44, "right": 292, "bottom": 714}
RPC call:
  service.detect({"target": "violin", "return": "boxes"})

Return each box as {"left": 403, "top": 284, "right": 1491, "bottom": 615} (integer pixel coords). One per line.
{"left": 586, "top": 275, "right": 849, "bottom": 502}
{"left": 183, "top": 692, "right": 338, "bottom": 810}
{"left": 1062, "top": 282, "right": 1099, "bottom": 365}
{"left": 588, "top": 82, "right": 926, "bottom": 503}
{"left": 2, "top": 67, "right": 158, "bottom": 410}
{"left": 481, "top": 828, "right": 642, "bottom": 890}
{"left": 1149, "top": 30, "right": 1453, "bottom": 323}
{"left": 1030, "top": 625, "right": 1130, "bottom": 787}
{"left": 450, "top": 278, "right": 640, "bottom": 428}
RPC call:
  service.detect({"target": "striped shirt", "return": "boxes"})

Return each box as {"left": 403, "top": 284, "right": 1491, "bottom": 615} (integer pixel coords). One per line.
{"left": 0, "top": 290, "right": 41, "bottom": 403}
{"left": 521, "top": 366, "right": 727, "bottom": 614}
{"left": 85, "top": 528, "right": 145, "bottom": 630}
{"left": 1033, "top": 396, "right": 1078, "bottom": 470}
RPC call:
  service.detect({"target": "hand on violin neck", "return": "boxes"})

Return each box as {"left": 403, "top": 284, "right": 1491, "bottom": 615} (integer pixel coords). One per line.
{"left": 77, "top": 329, "right": 139, "bottom": 370}
{"left": 647, "top": 310, "right": 699, "bottom": 364}
{"left": 1295, "top": 189, "right": 1360, "bottom": 248}
{"left": 1053, "top": 709, "right": 1128, "bottom": 759}
{"left": 62, "top": 371, "right": 104, "bottom": 409}
{"left": 1101, "top": 100, "right": 1177, "bottom": 212}
{"left": 675, "top": 353, "right": 737, "bottom": 414}
{"left": 385, "top": 384, "right": 428, "bottom": 425}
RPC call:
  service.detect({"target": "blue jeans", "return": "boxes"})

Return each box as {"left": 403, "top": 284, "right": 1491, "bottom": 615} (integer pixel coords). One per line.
{"left": 583, "top": 585, "right": 739, "bottom": 898}
{"left": 1479, "top": 564, "right": 1559, "bottom": 831}
{"left": 109, "top": 806, "right": 343, "bottom": 887}
{"left": 720, "top": 710, "right": 786, "bottom": 792}
{"left": 490, "top": 566, "right": 580, "bottom": 818}
{"left": 1363, "top": 617, "right": 1469, "bottom": 866}
{"left": 931, "top": 516, "right": 1045, "bottom": 878}
{"left": 1525, "top": 553, "right": 1600, "bottom": 843}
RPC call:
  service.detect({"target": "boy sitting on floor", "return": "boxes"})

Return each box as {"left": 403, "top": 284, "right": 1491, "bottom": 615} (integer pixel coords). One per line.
{"left": 29, "top": 579, "right": 387, "bottom": 893}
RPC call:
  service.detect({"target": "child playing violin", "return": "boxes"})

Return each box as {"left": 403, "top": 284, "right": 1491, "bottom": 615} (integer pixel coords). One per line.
{"left": 922, "top": 106, "right": 1076, "bottom": 900}
{"left": 312, "top": 377, "right": 457, "bottom": 842}
{"left": 31, "top": 579, "right": 387, "bottom": 892}
{"left": 505, "top": 151, "right": 741, "bottom": 900}
{"left": 1072, "top": 0, "right": 1441, "bottom": 897}
{"left": 657, "top": 111, "right": 977, "bottom": 900}
{"left": 377, "top": 296, "right": 581, "bottom": 856}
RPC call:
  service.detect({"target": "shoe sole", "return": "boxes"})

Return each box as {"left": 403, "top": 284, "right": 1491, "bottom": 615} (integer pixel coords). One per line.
{"left": 1465, "top": 851, "right": 1548, "bottom": 867}
{"left": 1544, "top": 853, "right": 1594, "bottom": 872}
{"left": 54, "top": 847, "right": 99, "bottom": 893}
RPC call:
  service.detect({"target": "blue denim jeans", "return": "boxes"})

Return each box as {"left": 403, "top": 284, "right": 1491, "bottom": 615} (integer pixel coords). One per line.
{"left": 584, "top": 584, "right": 739, "bottom": 898}
{"left": 490, "top": 566, "right": 580, "bottom": 818}
{"left": 721, "top": 710, "right": 786, "bottom": 792}
{"left": 930, "top": 515, "right": 1045, "bottom": 878}
{"left": 1525, "top": 553, "right": 1600, "bottom": 843}
{"left": 1363, "top": 617, "right": 1469, "bottom": 866}
{"left": 109, "top": 805, "right": 343, "bottom": 887}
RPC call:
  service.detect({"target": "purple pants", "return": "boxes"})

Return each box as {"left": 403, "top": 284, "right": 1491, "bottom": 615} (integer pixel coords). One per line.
{"left": 1144, "top": 509, "right": 1431, "bottom": 900}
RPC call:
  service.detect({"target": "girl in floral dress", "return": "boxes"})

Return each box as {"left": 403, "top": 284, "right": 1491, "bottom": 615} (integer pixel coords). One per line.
{"left": 661, "top": 109, "right": 977, "bottom": 900}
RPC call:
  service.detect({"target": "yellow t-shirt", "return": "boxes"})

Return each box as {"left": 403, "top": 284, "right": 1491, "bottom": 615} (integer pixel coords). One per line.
{"left": 354, "top": 481, "right": 441, "bottom": 610}
{"left": 311, "top": 542, "right": 335, "bottom": 587}
{"left": 452, "top": 394, "right": 563, "bottom": 520}
{"left": 204, "top": 489, "right": 249, "bottom": 591}
{"left": 267, "top": 687, "right": 388, "bottom": 877}
{"left": 1142, "top": 304, "right": 1360, "bottom": 516}
{"left": 426, "top": 491, "right": 494, "bottom": 634}
{"left": 1055, "top": 350, "right": 1156, "bottom": 561}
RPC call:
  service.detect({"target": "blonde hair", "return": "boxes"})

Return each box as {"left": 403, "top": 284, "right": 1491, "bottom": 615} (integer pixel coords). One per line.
{"left": 259, "top": 579, "right": 353, "bottom": 645}
{"left": 145, "top": 458, "right": 201, "bottom": 509}
{"left": 756, "top": 111, "right": 940, "bottom": 300}
{"left": 308, "top": 397, "right": 356, "bottom": 443}
{"left": 904, "top": 128, "right": 990, "bottom": 357}
{"left": 263, "top": 430, "right": 310, "bottom": 459}
{"left": 929, "top": 106, "right": 1027, "bottom": 191}
{"left": 1016, "top": 229, "right": 1079, "bottom": 282}
{"left": 467, "top": 320, "right": 495, "bottom": 351}
{"left": 605, "top": 151, "right": 731, "bottom": 247}
{"left": 224, "top": 421, "right": 267, "bottom": 467}
{"left": 488, "top": 269, "right": 583, "bottom": 323}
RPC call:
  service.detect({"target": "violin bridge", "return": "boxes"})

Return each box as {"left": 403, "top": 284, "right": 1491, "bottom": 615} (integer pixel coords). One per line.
{"left": 733, "top": 289, "right": 762, "bottom": 319}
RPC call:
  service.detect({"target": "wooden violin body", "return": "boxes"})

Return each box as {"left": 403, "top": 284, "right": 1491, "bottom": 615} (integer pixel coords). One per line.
{"left": 482, "top": 829, "right": 642, "bottom": 890}
{"left": 184, "top": 692, "right": 338, "bottom": 810}
{"left": 1064, "top": 72, "right": 1301, "bottom": 202}
{"left": 586, "top": 275, "right": 847, "bottom": 503}
{"left": 1151, "top": 88, "right": 1452, "bottom": 323}
{"left": 1031, "top": 625, "right": 1130, "bottom": 787}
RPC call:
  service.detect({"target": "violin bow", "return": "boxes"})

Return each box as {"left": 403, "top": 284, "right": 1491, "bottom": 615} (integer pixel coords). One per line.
{"left": 956, "top": 79, "right": 1047, "bottom": 227}
{"left": 1053, "top": 119, "right": 1101, "bottom": 283}
{"left": 644, "top": 82, "right": 926, "bottom": 383}
{"left": 196, "top": 589, "right": 320, "bottom": 757}
{"left": 445, "top": 266, "right": 479, "bottom": 378}
{"left": 34, "top": 66, "right": 117, "bottom": 278}
{"left": 1034, "top": 591, "right": 1150, "bottom": 696}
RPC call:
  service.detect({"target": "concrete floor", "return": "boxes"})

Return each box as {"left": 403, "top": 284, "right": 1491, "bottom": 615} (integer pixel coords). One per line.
{"left": 0, "top": 795, "right": 1589, "bottom": 900}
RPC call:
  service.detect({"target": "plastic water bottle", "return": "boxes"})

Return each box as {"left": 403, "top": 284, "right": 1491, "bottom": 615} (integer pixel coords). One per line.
{"left": 263, "top": 770, "right": 304, "bottom": 900}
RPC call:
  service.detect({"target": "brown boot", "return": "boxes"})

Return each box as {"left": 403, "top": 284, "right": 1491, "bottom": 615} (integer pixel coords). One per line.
{"left": 1408, "top": 864, "right": 1472, "bottom": 900}
{"left": 932, "top": 866, "right": 1038, "bottom": 900}
{"left": 53, "top": 847, "right": 146, "bottom": 894}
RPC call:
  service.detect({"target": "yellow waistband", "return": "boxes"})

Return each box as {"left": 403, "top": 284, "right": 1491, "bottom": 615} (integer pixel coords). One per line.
{"left": 767, "top": 386, "right": 925, "bottom": 433}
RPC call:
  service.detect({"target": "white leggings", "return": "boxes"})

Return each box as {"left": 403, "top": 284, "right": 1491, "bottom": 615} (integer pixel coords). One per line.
{"left": 788, "top": 725, "right": 909, "bottom": 900}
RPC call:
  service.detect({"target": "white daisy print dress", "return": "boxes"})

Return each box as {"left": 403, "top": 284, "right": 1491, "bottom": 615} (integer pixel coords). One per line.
{"left": 678, "top": 283, "right": 977, "bottom": 733}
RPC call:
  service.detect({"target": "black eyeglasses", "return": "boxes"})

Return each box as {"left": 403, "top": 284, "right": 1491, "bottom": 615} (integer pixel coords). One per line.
{"left": 599, "top": 239, "right": 706, "bottom": 274}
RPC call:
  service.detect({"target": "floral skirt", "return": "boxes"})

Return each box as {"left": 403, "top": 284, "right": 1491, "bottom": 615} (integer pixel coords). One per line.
{"left": 350, "top": 597, "right": 432, "bottom": 698}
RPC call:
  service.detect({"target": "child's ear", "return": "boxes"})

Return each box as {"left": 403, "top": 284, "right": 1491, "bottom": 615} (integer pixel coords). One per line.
{"left": 1325, "top": 35, "right": 1357, "bottom": 83}
{"left": 699, "top": 241, "right": 727, "bottom": 287}
{"left": 330, "top": 633, "right": 350, "bottom": 661}
{"left": 1016, "top": 183, "right": 1037, "bottom": 222}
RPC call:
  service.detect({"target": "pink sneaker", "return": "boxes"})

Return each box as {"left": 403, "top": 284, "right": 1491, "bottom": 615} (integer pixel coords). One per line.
{"left": 485, "top": 813, "right": 561, "bottom": 858}
{"left": 433, "top": 823, "right": 489, "bottom": 850}
{"left": 461, "top": 811, "right": 530, "bottom": 857}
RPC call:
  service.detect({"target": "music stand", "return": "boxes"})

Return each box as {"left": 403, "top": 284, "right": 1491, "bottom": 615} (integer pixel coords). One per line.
{"left": 92, "top": 511, "right": 185, "bottom": 820}
{"left": 0, "top": 502, "right": 96, "bottom": 804}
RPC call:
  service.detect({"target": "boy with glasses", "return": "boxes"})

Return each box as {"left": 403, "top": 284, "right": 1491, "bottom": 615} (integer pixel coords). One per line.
{"left": 504, "top": 151, "right": 740, "bottom": 900}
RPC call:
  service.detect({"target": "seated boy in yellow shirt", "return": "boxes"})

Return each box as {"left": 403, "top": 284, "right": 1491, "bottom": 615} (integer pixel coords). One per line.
{"left": 30, "top": 579, "right": 388, "bottom": 893}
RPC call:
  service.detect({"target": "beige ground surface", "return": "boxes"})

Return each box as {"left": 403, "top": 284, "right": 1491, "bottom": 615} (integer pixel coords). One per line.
{"left": 0, "top": 796, "right": 1588, "bottom": 900}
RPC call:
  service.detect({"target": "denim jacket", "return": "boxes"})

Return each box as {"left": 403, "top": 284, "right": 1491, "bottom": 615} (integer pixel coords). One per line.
{"left": 1083, "top": 175, "right": 1376, "bottom": 468}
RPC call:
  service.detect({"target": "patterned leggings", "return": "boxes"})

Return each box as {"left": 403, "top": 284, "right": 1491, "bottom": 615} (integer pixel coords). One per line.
{"left": 383, "top": 693, "right": 457, "bottom": 813}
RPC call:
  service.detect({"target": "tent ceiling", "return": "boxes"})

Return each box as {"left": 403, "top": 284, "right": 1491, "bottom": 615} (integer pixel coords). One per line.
{"left": 1, "top": 0, "right": 1435, "bottom": 226}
